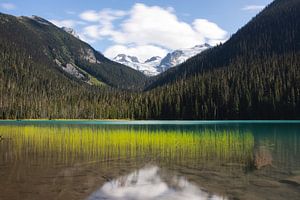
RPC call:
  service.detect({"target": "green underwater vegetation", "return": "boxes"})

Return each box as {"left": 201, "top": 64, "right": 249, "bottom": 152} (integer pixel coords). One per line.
{"left": 0, "top": 125, "right": 254, "bottom": 166}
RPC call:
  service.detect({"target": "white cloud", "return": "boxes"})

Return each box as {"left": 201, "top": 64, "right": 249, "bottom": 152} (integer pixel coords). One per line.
{"left": 113, "top": 3, "right": 206, "bottom": 49}
{"left": 82, "top": 25, "right": 101, "bottom": 39}
{"left": 193, "top": 19, "right": 228, "bottom": 44}
{"left": 104, "top": 45, "right": 168, "bottom": 62}
{"left": 50, "top": 19, "right": 86, "bottom": 28}
{"left": 79, "top": 9, "right": 128, "bottom": 43}
{"left": 78, "top": 3, "right": 228, "bottom": 61}
{"left": 79, "top": 10, "right": 100, "bottom": 22}
{"left": 80, "top": 9, "right": 127, "bottom": 22}
{"left": 50, "top": 19, "right": 77, "bottom": 28}
{"left": 242, "top": 5, "right": 265, "bottom": 11}
{"left": 0, "top": 3, "right": 16, "bottom": 10}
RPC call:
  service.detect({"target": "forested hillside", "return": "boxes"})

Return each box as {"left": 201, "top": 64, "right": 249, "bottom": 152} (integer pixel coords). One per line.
{"left": 0, "top": 0, "right": 299, "bottom": 119}
{"left": 147, "top": 0, "right": 300, "bottom": 89}
{"left": 0, "top": 13, "right": 146, "bottom": 90}
{"left": 138, "top": 0, "right": 300, "bottom": 119}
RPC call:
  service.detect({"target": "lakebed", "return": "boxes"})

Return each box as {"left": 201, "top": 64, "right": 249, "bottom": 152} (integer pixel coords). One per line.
{"left": 0, "top": 120, "right": 299, "bottom": 200}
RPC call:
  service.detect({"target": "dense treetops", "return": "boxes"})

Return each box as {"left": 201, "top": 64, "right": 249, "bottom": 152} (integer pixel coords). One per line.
{"left": 0, "top": 0, "right": 299, "bottom": 119}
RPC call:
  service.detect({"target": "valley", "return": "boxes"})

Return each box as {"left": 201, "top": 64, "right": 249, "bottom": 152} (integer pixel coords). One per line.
{"left": 0, "top": 0, "right": 299, "bottom": 120}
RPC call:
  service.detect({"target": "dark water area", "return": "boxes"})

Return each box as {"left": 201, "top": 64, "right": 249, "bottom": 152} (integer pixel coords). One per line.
{"left": 0, "top": 121, "right": 299, "bottom": 200}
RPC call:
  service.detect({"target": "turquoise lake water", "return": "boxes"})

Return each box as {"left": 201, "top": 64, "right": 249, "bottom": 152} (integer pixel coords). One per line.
{"left": 0, "top": 121, "right": 299, "bottom": 200}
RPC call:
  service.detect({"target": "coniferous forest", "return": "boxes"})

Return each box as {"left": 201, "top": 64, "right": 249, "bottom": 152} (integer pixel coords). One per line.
{"left": 0, "top": 0, "right": 299, "bottom": 120}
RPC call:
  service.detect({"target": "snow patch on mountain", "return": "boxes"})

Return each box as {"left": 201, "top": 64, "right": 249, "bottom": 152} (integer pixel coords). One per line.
{"left": 62, "top": 27, "right": 80, "bottom": 39}
{"left": 113, "top": 44, "right": 211, "bottom": 76}
{"left": 158, "top": 43, "right": 211, "bottom": 72}
{"left": 113, "top": 54, "right": 162, "bottom": 76}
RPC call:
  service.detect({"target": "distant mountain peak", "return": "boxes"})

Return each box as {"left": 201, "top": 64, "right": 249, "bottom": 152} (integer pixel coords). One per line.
{"left": 158, "top": 44, "right": 211, "bottom": 73}
{"left": 113, "top": 44, "right": 210, "bottom": 76}
{"left": 113, "top": 54, "right": 161, "bottom": 76}
{"left": 145, "top": 56, "right": 162, "bottom": 63}
{"left": 114, "top": 54, "right": 140, "bottom": 63}
{"left": 128, "top": 55, "right": 140, "bottom": 63}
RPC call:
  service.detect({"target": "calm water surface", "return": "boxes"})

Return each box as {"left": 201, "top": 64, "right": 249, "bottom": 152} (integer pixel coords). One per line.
{"left": 0, "top": 121, "right": 299, "bottom": 200}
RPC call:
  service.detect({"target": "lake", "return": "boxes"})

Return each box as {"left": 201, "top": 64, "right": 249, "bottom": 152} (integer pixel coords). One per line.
{"left": 0, "top": 121, "right": 299, "bottom": 200}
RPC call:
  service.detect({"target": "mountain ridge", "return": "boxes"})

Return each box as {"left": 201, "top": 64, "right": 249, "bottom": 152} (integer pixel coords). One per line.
{"left": 113, "top": 54, "right": 161, "bottom": 76}
{"left": 61, "top": 27, "right": 80, "bottom": 39}
{"left": 146, "top": 0, "right": 300, "bottom": 89}
{"left": 113, "top": 44, "right": 211, "bottom": 76}
{"left": 0, "top": 0, "right": 299, "bottom": 119}
{"left": 1, "top": 13, "right": 147, "bottom": 90}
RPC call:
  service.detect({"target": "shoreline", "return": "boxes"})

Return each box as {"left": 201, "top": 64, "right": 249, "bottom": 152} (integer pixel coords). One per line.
{"left": 0, "top": 119, "right": 300, "bottom": 124}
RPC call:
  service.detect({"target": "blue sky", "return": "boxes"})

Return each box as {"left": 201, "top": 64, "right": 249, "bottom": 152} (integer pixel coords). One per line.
{"left": 0, "top": 0, "right": 273, "bottom": 61}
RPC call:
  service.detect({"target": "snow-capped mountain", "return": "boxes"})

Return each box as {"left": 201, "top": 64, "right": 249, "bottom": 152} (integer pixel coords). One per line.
{"left": 158, "top": 43, "right": 211, "bottom": 73}
{"left": 113, "top": 44, "right": 211, "bottom": 76}
{"left": 113, "top": 54, "right": 162, "bottom": 76}
{"left": 61, "top": 27, "right": 80, "bottom": 39}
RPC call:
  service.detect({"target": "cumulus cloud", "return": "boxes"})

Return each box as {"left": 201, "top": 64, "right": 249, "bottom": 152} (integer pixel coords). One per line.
{"left": 80, "top": 10, "right": 100, "bottom": 22}
{"left": 242, "top": 5, "right": 265, "bottom": 11}
{"left": 193, "top": 19, "right": 228, "bottom": 43}
{"left": 0, "top": 3, "right": 16, "bottom": 10}
{"left": 50, "top": 19, "right": 86, "bottom": 29}
{"left": 78, "top": 3, "right": 228, "bottom": 60}
{"left": 79, "top": 9, "right": 127, "bottom": 43}
{"left": 82, "top": 25, "right": 101, "bottom": 39}
{"left": 113, "top": 3, "right": 206, "bottom": 49}
{"left": 80, "top": 9, "right": 127, "bottom": 23}
{"left": 104, "top": 45, "right": 168, "bottom": 62}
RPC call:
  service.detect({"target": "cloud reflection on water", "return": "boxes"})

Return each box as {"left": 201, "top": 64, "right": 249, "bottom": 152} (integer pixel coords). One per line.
{"left": 87, "top": 166, "right": 226, "bottom": 200}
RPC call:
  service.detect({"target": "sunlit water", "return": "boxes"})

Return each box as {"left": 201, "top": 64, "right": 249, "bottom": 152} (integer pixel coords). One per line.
{"left": 0, "top": 121, "right": 299, "bottom": 200}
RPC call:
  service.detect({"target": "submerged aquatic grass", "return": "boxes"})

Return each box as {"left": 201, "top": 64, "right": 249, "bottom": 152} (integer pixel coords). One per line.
{"left": 0, "top": 125, "right": 254, "bottom": 165}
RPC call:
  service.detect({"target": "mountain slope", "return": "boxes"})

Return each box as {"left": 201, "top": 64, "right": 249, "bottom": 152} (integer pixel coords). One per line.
{"left": 134, "top": 0, "right": 300, "bottom": 119}
{"left": 147, "top": 0, "right": 300, "bottom": 89}
{"left": 0, "top": 14, "right": 146, "bottom": 90}
{"left": 61, "top": 27, "right": 80, "bottom": 39}
{"left": 0, "top": 13, "right": 138, "bottom": 118}
{"left": 0, "top": 0, "right": 299, "bottom": 120}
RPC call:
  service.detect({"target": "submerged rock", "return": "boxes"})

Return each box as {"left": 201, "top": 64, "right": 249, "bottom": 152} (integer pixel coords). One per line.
{"left": 250, "top": 179, "right": 281, "bottom": 188}
{"left": 280, "top": 176, "right": 300, "bottom": 186}
{"left": 254, "top": 146, "right": 273, "bottom": 170}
